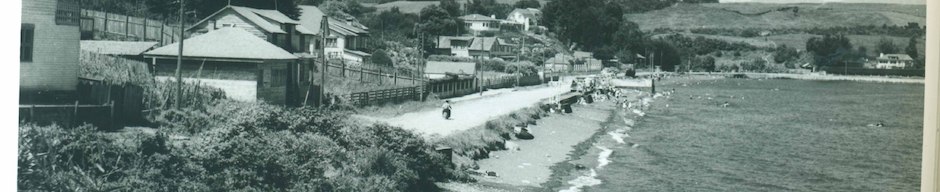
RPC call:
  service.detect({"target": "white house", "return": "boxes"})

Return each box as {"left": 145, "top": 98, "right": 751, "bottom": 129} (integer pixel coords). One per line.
{"left": 298, "top": 5, "right": 371, "bottom": 65}
{"left": 507, "top": 8, "right": 541, "bottom": 31}
{"left": 874, "top": 53, "right": 914, "bottom": 69}
{"left": 21, "top": 0, "right": 81, "bottom": 103}
{"left": 460, "top": 14, "right": 499, "bottom": 35}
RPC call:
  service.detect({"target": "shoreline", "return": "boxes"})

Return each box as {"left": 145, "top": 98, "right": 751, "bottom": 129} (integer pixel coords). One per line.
{"left": 679, "top": 72, "right": 925, "bottom": 84}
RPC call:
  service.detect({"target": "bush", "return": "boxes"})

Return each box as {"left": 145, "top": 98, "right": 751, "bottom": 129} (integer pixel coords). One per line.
{"left": 20, "top": 101, "right": 456, "bottom": 191}
{"left": 504, "top": 61, "right": 539, "bottom": 75}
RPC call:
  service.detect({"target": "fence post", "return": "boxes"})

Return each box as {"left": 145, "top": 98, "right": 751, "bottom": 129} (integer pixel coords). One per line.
{"left": 394, "top": 70, "right": 398, "bottom": 85}
{"left": 109, "top": 100, "right": 116, "bottom": 130}
{"left": 142, "top": 19, "right": 147, "bottom": 41}
{"left": 124, "top": 14, "right": 130, "bottom": 39}
{"left": 73, "top": 100, "right": 79, "bottom": 127}
{"left": 342, "top": 60, "right": 347, "bottom": 77}
{"left": 103, "top": 12, "right": 109, "bottom": 35}
{"left": 160, "top": 18, "right": 165, "bottom": 44}
{"left": 360, "top": 66, "right": 364, "bottom": 82}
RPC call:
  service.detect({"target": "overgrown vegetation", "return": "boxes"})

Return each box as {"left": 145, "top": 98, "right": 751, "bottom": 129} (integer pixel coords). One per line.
{"left": 19, "top": 99, "right": 457, "bottom": 191}
{"left": 435, "top": 104, "right": 549, "bottom": 167}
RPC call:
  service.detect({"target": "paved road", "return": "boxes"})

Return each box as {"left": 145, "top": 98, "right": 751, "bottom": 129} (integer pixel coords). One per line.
{"left": 374, "top": 82, "right": 572, "bottom": 137}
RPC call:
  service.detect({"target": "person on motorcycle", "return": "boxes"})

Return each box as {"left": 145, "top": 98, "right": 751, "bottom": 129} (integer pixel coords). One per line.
{"left": 442, "top": 100, "right": 453, "bottom": 120}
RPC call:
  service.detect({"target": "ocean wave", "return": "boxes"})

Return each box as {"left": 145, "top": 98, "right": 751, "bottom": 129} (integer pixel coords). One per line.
{"left": 559, "top": 169, "right": 602, "bottom": 192}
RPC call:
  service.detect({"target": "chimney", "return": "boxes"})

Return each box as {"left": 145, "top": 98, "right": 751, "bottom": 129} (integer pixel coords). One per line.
{"left": 880, "top": 53, "right": 884, "bottom": 58}
{"left": 345, "top": 17, "right": 354, "bottom": 26}
{"left": 491, "top": 15, "right": 496, "bottom": 19}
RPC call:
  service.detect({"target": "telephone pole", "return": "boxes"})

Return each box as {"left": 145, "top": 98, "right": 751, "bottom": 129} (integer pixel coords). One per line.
{"left": 319, "top": 16, "right": 329, "bottom": 106}
{"left": 174, "top": 0, "right": 184, "bottom": 109}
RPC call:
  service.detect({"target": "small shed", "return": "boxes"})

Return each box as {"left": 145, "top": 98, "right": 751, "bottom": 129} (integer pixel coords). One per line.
{"left": 144, "top": 28, "right": 309, "bottom": 106}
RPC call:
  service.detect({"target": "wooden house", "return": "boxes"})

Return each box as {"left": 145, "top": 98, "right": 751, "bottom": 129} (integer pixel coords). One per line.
{"left": 186, "top": 5, "right": 316, "bottom": 54}
{"left": 144, "top": 28, "right": 308, "bottom": 106}
{"left": 460, "top": 14, "right": 499, "bottom": 35}
{"left": 297, "top": 5, "right": 371, "bottom": 65}
{"left": 20, "top": 0, "right": 82, "bottom": 103}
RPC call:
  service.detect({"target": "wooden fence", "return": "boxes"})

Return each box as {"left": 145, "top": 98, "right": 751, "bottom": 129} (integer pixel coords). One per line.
{"left": 324, "top": 60, "right": 428, "bottom": 86}
{"left": 341, "top": 85, "right": 425, "bottom": 106}
{"left": 821, "top": 67, "right": 925, "bottom": 77}
{"left": 80, "top": 9, "right": 182, "bottom": 45}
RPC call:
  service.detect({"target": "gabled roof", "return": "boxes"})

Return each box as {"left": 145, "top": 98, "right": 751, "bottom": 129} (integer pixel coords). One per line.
{"left": 188, "top": 6, "right": 314, "bottom": 35}
{"left": 144, "top": 28, "right": 297, "bottom": 61}
{"left": 437, "top": 36, "right": 475, "bottom": 49}
{"left": 425, "top": 61, "right": 476, "bottom": 75}
{"left": 297, "top": 5, "right": 369, "bottom": 37}
{"left": 877, "top": 54, "right": 914, "bottom": 61}
{"left": 460, "top": 14, "right": 498, "bottom": 22}
{"left": 438, "top": 36, "right": 512, "bottom": 51}
{"left": 573, "top": 51, "right": 593, "bottom": 58}
{"left": 509, "top": 8, "right": 541, "bottom": 18}
{"left": 81, "top": 40, "right": 158, "bottom": 56}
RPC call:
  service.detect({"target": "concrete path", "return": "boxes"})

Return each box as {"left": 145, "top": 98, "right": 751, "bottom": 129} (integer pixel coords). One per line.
{"left": 375, "top": 82, "right": 572, "bottom": 137}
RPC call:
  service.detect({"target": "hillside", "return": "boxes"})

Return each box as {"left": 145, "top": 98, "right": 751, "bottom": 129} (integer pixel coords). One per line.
{"left": 369, "top": 0, "right": 550, "bottom": 14}
{"left": 655, "top": 32, "right": 925, "bottom": 58}
{"left": 627, "top": 3, "right": 926, "bottom": 30}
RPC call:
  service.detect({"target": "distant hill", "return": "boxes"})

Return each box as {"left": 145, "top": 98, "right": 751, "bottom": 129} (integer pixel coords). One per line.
{"left": 626, "top": 3, "right": 926, "bottom": 30}
{"left": 368, "top": 0, "right": 550, "bottom": 14}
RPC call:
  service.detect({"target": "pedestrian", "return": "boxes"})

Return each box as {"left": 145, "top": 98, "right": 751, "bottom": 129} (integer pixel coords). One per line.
{"left": 442, "top": 100, "right": 453, "bottom": 120}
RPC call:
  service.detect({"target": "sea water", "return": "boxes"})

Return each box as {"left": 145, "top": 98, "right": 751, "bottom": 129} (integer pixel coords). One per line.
{"left": 588, "top": 79, "right": 923, "bottom": 191}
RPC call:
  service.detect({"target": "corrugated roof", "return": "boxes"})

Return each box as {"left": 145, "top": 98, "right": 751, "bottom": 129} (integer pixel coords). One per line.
{"left": 460, "top": 14, "right": 498, "bottom": 21}
{"left": 81, "top": 40, "right": 158, "bottom": 56}
{"left": 345, "top": 49, "right": 371, "bottom": 56}
{"left": 297, "top": 5, "right": 369, "bottom": 37}
{"left": 144, "top": 28, "right": 297, "bottom": 60}
{"left": 252, "top": 9, "right": 299, "bottom": 24}
{"left": 229, "top": 6, "right": 287, "bottom": 34}
{"left": 425, "top": 61, "right": 476, "bottom": 75}
{"left": 437, "top": 36, "right": 475, "bottom": 49}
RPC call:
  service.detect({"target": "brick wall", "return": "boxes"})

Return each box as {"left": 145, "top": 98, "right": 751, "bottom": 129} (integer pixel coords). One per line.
{"left": 21, "top": 0, "right": 81, "bottom": 92}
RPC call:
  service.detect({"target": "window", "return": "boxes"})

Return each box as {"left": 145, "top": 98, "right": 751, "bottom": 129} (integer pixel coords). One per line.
{"left": 21, "top": 24, "right": 34, "bottom": 62}
{"left": 55, "top": 0, "right": 80, "bottom": 26}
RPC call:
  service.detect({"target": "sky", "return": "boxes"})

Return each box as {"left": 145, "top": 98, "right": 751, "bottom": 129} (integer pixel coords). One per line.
{"left": 718, "top": 0, "right": 925, "bottom": 4}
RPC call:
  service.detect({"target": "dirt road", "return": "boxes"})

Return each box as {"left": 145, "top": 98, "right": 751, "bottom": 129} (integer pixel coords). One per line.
{"left": 374, "top": 83, "right": 572, "bottom": 137}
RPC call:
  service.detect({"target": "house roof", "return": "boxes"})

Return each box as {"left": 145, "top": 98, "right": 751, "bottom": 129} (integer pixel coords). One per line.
{"left": 81, "top": 40, "right": 158, "bottom": 56}
{"left": 573, "top": 51, "right": 593, "bottom": 58}
{"left": 877, "top": 54, "right": 914, "bottom": 61}
{"left": 425, "top": 61, "right": 476, "bottom": 75}
{"left": 437, "top": 36, "right": 475, "bottom": 49}
{"left": 438, "top": 36, "right": 513, "bottom": 51}
{"left": 187, "top": 6, "right": 315, "bottom": 35}
{"left": 509, "top": 8, "right": 541, "bottom": 18}
{"left": 144, "top": 28, "right": 297, "bottom": 61}
{"left": 297, "top": 5, "right": 369, "bottom": 37}
{"left": 545, "top": 53, "right": 571, "bottom": 64}
{"left": 345, "top": 49, "right": 371, "bottom": 56}
{"left": 460, "top": 14, "right": 498, "bottom": 22}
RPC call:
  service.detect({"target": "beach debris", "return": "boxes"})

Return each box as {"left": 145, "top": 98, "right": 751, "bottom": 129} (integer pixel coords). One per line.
{"left": 574, "top": 164, "right": 587, "bottom": 170}
{"left": 721, "top": 102, "right": 730, "bottom": 108}
{"left": 516, "top": 128, "right": 535, "bottom": 140}
{"left": 632, "top": 109, "right": 645, "bottom": 117}
{"left": 487, "top": 171, "right": 498, "bottom": 177}
{"left": 628, "top": 142, "right": 640, "bottom": 148}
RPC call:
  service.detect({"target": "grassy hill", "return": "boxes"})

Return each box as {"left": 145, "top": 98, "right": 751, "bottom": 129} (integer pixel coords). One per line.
{"left": 627, "top": 3, "right": 926, "bottom": 30}
{"left": 656, "top": 32, "right": 925, "bottom": 58}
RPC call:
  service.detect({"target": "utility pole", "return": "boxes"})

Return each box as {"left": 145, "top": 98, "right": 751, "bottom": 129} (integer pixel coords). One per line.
{"left": 319, "top": 16, "right": 329, "bottom": 106}
{"left": 174, "top": 0, "right": 184, "bottom": 109}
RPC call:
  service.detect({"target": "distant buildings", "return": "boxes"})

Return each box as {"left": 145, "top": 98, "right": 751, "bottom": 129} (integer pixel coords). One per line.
{"left": 506, "top": 8, "right": 541, "bottom": 31}
{"left": 21, "top": 0, "right": 81, "bottom": 103}
{"left": 873, "top": 53, "right": 914, "bottom": 69}
{"left": 460, "top": 14, "right": 500, "bottom": 35}
{"left": 436, "top": 36, "right": 516, "bottom": 59}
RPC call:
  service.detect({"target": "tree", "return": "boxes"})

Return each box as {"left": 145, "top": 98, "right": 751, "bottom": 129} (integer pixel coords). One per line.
{"left": 513, "top": 0, "right": 541, "bottom": 9}
{"left": 647, "top": 40, "right": 681, "bottom": 71}
{"left": 543, "top": 0, "right": 623, "bottom": 51}
{"left": 805, "top": 34, "right": 852, "bottom": 68}
{"left": 440, "top": 0, "right": 461, "bottom": 17}
{"left": 417, "top": 5, "right": 463, "bottom": 53}
{"left": 875, "top": 37, "right": 898, "bottom": 54}
{"left": 372, "top": 50, "right": 393, "bottom": 67}
{"left": 466, "top": 0, "right": 512, "bottom": 18}
{"left": 905, "top": 36, "right": 919, "bottom": 59}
